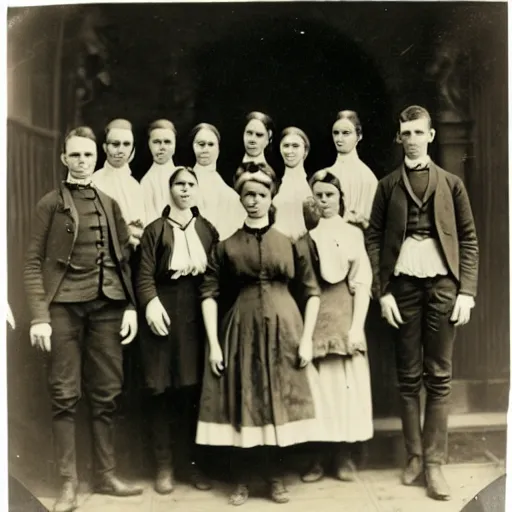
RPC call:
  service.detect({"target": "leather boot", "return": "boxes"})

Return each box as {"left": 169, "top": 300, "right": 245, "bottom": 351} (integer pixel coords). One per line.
{"left": 425, "top": 464, "right": 451, "bottom": 501}
{"left": 53, "top": 480, "right": 78, "bottom": 512}
{"left": 402, "top": 455, "right": 424, "bottom": 486}
{"left": 335, "top": 443, "right": 356, "bottom": 482}
{"left": 95, "top": 472, "right": 143, "bottom": 497}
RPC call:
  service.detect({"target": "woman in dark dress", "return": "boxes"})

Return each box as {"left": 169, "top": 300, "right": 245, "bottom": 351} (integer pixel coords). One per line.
{"left": 136, "top": 166, "right": 218, "bottom": 494}
{"left": 196, "top": 162, "right": 326, "bottom": 506}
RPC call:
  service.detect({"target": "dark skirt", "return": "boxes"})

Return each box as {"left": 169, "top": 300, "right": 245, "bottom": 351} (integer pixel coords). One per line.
{"left": 139, "top": 275, "right": 205, "bottom": 394}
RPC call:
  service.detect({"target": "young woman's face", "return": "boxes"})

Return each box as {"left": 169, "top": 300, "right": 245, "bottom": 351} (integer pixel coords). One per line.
{"left": 62, "top": 136, "right": 97, "bottom": 180}
{"left": 193, "top": 128, "right": 220, "bottom": 167}
{"left": 149, "top": 128, "right": 176, "bottom": 165}
{"left": 312, "top": 181, "right": 340, "bottom": 219}
{"left": 170, "top": 170, "right": 198, "bottom": 210}
{"left": 103, "top": 128, "right": 134, "bottom": 168}
{"left": 332, "top": 118, "right": 360, "bottom": 155}
{"left": 240, "top": 181, "right": 272, "bottom": 219}
{"left": 280, "top": 133, "right": 307, "bottom": 168}
{"left": 243, "top": 119, "right": 269, "bottom": 157}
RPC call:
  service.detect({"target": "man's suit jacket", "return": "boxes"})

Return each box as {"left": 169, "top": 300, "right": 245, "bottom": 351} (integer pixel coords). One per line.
{"left": 365, "top": 162, "right": 479, "bottom": 299}
{"left": 24, "top": 182, "right": 136, "bottom": 325}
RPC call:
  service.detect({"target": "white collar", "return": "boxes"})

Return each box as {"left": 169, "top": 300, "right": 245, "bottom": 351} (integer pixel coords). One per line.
{"left": 404, "top": 155, "right": 431, "bottom": 169}
{"left": 283, "top": 164, "right": 307, "bottom": 177}
{"left": 193, "top": 162, "right": 217, "bottom": 174}
{"left": 334, "top": 149, "right": 360, "bottom": 166}
{"left": 66, "top": 173, "right": 93, "bottom": 186}
{"left": 103, "top": 160, "right": 132, "bottom": 177}
{"left": 245, "top": 215, "right": 270, "bottom": 229}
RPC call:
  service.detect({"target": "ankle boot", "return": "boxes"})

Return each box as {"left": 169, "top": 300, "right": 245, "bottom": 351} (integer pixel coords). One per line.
{"left": 155, "top": 465, "right": 174, "bottom": 495}
{"left": 425, "top": 465, "right": 451, "bottom": 501}
{"left": 402, "top": 455, "right": 424, "bottom": 486}
{"left": 53, "top": 480, "right": 77, "bottom": 512}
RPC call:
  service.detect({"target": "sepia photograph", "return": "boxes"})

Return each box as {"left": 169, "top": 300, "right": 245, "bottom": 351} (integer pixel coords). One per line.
{"left": 5, "top": 1, "right": 509, "bottom": 511}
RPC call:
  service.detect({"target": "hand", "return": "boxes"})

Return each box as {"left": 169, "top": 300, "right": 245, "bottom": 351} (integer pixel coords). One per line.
{"left": 120, "top": 309, "right": 138, "bottom": 345}
{"left": 209, "top": 341, "right": 224, "bottom": 377}
{"left": 379, "top": 293, "right": 404, "bottom": 329}
{"left": 7, "top": 304, "right": 15, "bottom": 330}
{"left": 298, "top": 336, "right": 313, "bottom": 368}
{"left": 30, "top": 323, "right": 52, "bottom": 352}
{"left": 450, "top": 294, "right": 475, "bottom": 327}
{"left": 145, "top": 297, "right": 171, "bottom": 336}
{"left": 347, "top": 325, "right": 364, "bottom": 355}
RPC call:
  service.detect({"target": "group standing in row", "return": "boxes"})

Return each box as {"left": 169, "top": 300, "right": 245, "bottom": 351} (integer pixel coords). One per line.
{"left": 24, "top": 105, "right": 478, "bottom": 512}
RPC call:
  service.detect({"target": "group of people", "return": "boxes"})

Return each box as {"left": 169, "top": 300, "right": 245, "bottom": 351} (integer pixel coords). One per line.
{"left": 23, "top": 105, "right": 479, "bottom": 512}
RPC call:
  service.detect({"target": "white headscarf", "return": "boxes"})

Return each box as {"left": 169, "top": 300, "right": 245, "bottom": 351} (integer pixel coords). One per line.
{"left": 141, "top": 160, "right": 177, "bottom": 224}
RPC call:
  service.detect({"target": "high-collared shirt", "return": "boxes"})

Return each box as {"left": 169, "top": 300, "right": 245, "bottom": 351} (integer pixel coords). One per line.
{"left": 273, "top": 165, "right": 310, "bottom": 240}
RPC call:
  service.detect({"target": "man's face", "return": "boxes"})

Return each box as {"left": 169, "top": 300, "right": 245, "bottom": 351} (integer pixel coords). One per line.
{"left": 398, "top": 118, "right": 435, "bottom": 160}
{"left": 61, "top": 136, "right": 97, "bottom": 180}
{"left": 103, "top": 128, "right": 134, "bottom": 168}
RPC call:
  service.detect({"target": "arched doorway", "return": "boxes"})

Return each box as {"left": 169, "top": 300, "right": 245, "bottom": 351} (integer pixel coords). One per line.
{"left": 184, "top": 18, "right": 396, "bottom": 181}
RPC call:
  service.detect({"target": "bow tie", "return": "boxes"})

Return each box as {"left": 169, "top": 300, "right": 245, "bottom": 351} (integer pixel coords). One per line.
{"left": 65, "top": 181, "right": 93, "bottom": 191}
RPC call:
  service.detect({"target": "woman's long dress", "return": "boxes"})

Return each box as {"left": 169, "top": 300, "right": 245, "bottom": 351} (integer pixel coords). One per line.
{"left": 307, "top": 216, "right": 374, "bottom": 442}
{"left": 136, "top": 213, "right": 218, "bottom": 392}
{"left": 196, "top": 224, "right": 326, "bottom": 448}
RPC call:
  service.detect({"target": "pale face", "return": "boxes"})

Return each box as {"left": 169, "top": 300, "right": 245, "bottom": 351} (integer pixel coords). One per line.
{"left": 313, "top": 181, "right": 340, "bottom": 219}
{"left": 149, "top": 128, "right": 176, "bottom": 165}
{"left": 398, "top": 118, "right": 435, "bottom": 160}
{"left": 193, "top": 128, "right": 220, "bottom": 167}
{"left": 170, "top": 170, "right": 198, "bottom": 210}
{"left": 280, "top": 134, "right": 307, "bottom": 168}
{"left": 332, "top": 118, "right": 360, "bottom": 155}
{"left": 243, "top": 119, "right": 269, "bottom": 157}
{"left": 240, "top": 181, "right": 272, "bottom": 219}
{"left": 61, "top": 136, "right": 97, "bottom": 180}
{"left": 103, "top": 128, "right": 134, "bottom": 168}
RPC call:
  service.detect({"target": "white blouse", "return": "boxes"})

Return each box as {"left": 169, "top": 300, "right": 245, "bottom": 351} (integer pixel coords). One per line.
{"left": 328, "top": 150, "right": 378, "bottom": 229}
{"left": 141, "top": 160, "right": 177, "bottom": 224}
{"left": 167, "top": 216, "right": 208, "bottom": 279}
{"left": 92, "top": 162, "right": 146, "bottom": 227}
{"left": 273, "top": 165, "right": 311, "bottom": 241}
{"left": 309, "top": 215, "right": 372, "bottom": 293}
{"left": 194, "top": 163, "right": 246, "bottom": 241}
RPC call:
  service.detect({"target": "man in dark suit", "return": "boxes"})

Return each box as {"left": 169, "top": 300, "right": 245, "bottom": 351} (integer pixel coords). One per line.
{"left": 24, "top": 126, "right": 143, "bottom": 512}
{"left": 366, "top": 106, "right": 479, "bottom": 501}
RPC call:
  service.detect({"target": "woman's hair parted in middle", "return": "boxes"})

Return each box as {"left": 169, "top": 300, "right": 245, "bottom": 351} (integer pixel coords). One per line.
{"left": 308, "top": 169, "right": 346, "bottom": 218}
{"left": 169, "top": 166, "right": 198, "bottom": 188}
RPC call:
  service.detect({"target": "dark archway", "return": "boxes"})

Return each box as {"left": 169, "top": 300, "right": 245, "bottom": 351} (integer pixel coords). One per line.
{"left": 185, "top": 17, "right": 396, "bottom": 181}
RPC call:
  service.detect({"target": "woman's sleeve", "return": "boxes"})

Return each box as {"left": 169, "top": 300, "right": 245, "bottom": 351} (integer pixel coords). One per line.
{"left": 136, "top": 223, "right": 160, "bottom": 308}
{"left": 200, "top": 241, "right": 225, "bottom": 301}
{"left": 347, "top": 229, "right": 373, "bottom": 296}
{"left": 293, "top": 236, "right": 321, "bottom": 301}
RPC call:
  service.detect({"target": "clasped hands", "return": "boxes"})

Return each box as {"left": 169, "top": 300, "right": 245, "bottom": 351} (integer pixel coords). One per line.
{"left": 30, "top": 308, "right": 138, "bottom": 352}
{"left": 379, "top": 292, "right": 475, "bottom": 329}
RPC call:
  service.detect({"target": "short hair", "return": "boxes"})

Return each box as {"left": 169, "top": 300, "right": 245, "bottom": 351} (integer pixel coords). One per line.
{"left": 148, "top": 119, "right": 177, "bottom": 137}
{"left": 308, "top": 169, "right": 345, "bottom": 217}
{"left": 169, "top": 166, "right": 198, "bottom": 187}
{"left": 398, "top": 105, "right": 432, "bottom": 128}
{"left": 105, "top": 118, "right": 133, "bottom": 138}
{"left": 280, "top": 126, "right": 310, "bottom": 157}
{"left": 190, "top": 122, "right": 221, "bottom": 143}
{"left": 62, "top": 126, "right": 96, "bottom": 152}
{"left": 245, "top": 111, "right": 274, "bottom": 142}
{"left": 334, "top": 110, "right": 363, "bottom": 137}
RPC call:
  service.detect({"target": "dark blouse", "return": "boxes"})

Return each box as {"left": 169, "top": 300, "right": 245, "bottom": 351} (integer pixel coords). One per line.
{"left": 136, "top": 213, "right": 219, "bottom": 308}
